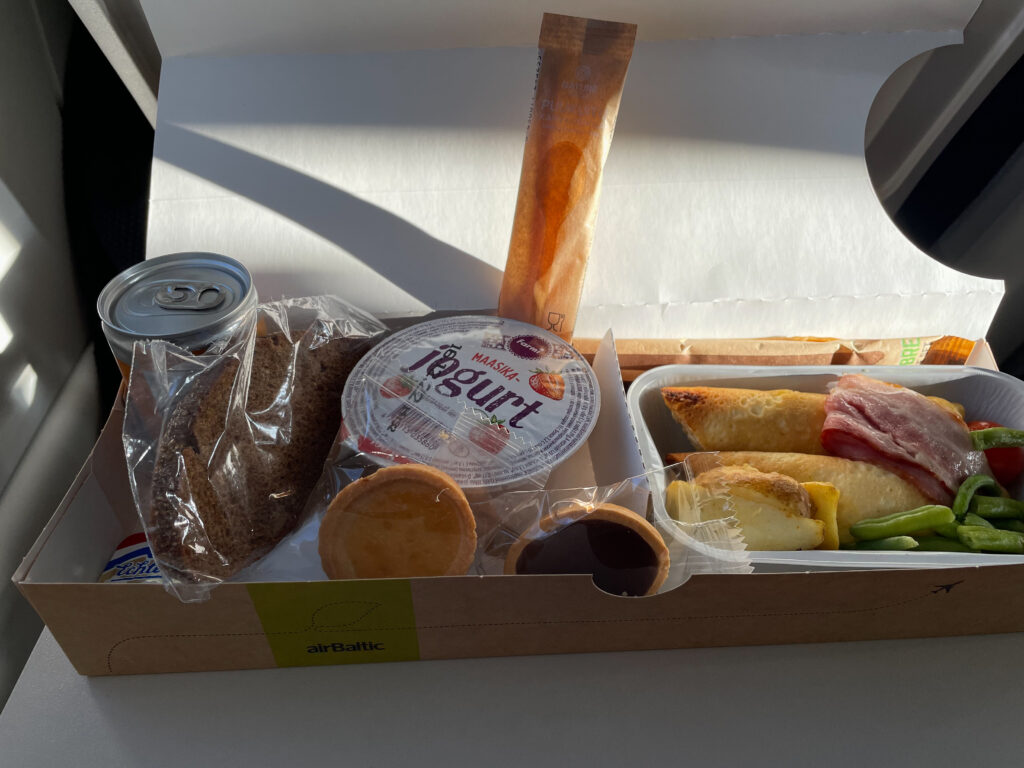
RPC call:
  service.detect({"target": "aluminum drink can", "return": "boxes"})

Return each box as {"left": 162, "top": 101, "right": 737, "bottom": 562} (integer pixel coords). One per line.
{"left": 97, "top": 252, "right": 257, "bottom": 380}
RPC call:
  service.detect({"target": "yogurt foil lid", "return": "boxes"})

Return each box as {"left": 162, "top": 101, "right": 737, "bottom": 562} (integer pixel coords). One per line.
{"left": 341, "top": 315, "right": 600, "bottom": 490}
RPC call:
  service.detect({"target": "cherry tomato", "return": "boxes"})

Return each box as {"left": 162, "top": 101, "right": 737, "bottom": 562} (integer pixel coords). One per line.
{"left": 968, "top": 420, "right": 1024, "bottom": 486}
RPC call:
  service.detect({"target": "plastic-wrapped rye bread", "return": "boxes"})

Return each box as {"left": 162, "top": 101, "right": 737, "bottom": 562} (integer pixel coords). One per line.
{"left": 498, "top": 13, "right": 636, "bottom": 341}
{"left": 122, "top": 296, "right": 387, "bottom": 600}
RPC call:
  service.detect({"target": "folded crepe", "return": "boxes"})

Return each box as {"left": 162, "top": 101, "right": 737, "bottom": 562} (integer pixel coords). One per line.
{"left": 661, "top": 385, "right": 965, "bottom": 455}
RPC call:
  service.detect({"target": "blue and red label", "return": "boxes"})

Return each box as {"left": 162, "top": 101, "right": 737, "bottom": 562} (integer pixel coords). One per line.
{"left": 99, "top": 532, "right": 163, "bottom": 584}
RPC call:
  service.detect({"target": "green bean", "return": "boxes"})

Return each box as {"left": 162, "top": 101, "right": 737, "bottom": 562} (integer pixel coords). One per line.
{"left": 963, "top": 512, "right": 994, "bottom": 529}
{"left": 993, "top": 519, "right": 1024, "bottom": 533}
{"left": 912, "top": 536, "right": 974, "bottom": 553}
{"left": 970, "top": 428, "right": 1024, "bottom": 451}
{"left": 852, "top": 536, "right": 919, "bottom": 551}
{"left": 934, "top": 521, "right": 961, "bottom": 539}
{"left": 952, "top": 475, "right": 1000, "bottom": 520}
{"left": 957, "top": 526, "right": 1024, "bottom": 554}
{"left": 969, "top": 496, "right": 1024, "bottom": 520}
{"left": 850, "top": 505, "right": 954, "bottom": 541}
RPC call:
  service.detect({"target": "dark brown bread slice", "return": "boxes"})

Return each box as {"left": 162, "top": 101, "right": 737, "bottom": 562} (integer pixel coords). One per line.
{"left": 240, "top": 332, "right": 364, "bottom": 558}
{"left": 149, "top": 330, "right": 375, "bottom": 583}
{"left": 149, "top": 355, "right": 241, "bottom": 580}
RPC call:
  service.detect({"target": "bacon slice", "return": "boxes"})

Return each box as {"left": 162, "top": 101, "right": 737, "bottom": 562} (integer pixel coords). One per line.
{"left": 821, "top": 374, "right": 987, "bottom": 503}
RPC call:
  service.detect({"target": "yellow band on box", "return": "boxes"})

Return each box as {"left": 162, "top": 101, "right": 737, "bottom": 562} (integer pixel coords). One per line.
{"left": 247, "top": 580, "right": 419, "bottom": 666}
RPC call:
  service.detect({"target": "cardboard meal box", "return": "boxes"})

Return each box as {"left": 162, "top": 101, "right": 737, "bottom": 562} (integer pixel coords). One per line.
{"left": 16, "top": 1, "right": 1024, "bottom": 676}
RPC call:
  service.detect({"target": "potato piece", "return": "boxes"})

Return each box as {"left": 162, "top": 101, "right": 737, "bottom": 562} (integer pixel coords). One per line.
{"left": 803, "top": 481, "right": 840, "bottom": 550}
{"left": 726, "top": 500, "right": 824, "bottom": 550}
{"left": 665, "top": 473, "right": 825, "bottom": 551}
{"left": 667, "top": 452, "right": 930, "bottom": 543}
{"left": 697, "top": 465, "right": 814, "bottom": 519}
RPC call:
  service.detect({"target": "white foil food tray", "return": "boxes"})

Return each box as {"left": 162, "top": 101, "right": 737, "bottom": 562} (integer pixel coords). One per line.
{"left": 627, "top": 365, "right": 1024, "bottom": 572}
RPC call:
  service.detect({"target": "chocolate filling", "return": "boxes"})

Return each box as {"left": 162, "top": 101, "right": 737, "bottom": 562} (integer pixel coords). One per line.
{"left": 514, "top": 519, "right": 659, "bottom": 596}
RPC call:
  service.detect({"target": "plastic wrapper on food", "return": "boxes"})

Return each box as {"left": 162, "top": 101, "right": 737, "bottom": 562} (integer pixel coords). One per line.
{"left": 498, "top": 13, "right": 637, "bottom": 341}
{"left": 241, "top": 321, "right": 752, "bottom": 588}
{"left": 122, "top": 295, "right": 387, "bottom": 601}
{"left": 239, "top": 376, "right": 550, "bottom": 583}
{"left": 654, "top": 453, "right": 754, "bottom": 580}
{"left": 479, "top": 456, "right": 751, "bottom": 596}
{"left": 238, "top": 452, "right": 753, "bottom": 588}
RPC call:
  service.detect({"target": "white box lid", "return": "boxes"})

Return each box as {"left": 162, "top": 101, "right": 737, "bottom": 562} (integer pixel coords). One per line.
{"left": 143, "top": 0, "right": 1003, "bottom": 340}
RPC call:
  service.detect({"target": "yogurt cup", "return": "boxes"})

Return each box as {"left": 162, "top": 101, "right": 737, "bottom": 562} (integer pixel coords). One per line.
{"left": 341, "top": 315, "right": 600, "bottom": 497}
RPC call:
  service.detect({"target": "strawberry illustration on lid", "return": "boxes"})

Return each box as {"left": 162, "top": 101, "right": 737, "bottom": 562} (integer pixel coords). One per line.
{"left": 529, "top": 368, "right": 565, "bottom": 401}
{"left": 468, "top": 415, "right": 511, "bottom": 455}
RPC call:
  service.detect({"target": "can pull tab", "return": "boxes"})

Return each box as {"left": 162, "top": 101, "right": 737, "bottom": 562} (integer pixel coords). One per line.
{"left": 153, "top": 282, "right": 229, "bottom": 311}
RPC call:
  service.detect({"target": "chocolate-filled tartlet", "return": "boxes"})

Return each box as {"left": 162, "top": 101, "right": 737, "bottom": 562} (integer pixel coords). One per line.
{"left": 504, "top": 503, "right": 669, "bottom": 596}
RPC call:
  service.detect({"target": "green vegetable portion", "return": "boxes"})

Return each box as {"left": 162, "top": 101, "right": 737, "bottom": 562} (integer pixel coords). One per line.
{"left": 970, "top": 427, "right": 1024, "bottom": 452}
{"left": 962, "top": 512, "right": 994, "bottom": 529}
{"left": 841, "top": 462, "right": 1024, "bottom": 556}
{"left": 852, "top": 536, "right": 919, "bottom": 551}
{"left": 952, "top": 475, "right": 1000, "bottom": 520}
{"left": 969, "top": 496, "right": 1024, "bottom": 520}
{"left": 957, "top": 526, "right": 1024, "bottom": 554}
{"left": 912, "top": 536, "right": 973, "bottom": 553}
{"left": 850, "top": 505, "right": 954, "bottom": 542}
{"left": 993, "top": 519, "right": 1024, "bottom": 534}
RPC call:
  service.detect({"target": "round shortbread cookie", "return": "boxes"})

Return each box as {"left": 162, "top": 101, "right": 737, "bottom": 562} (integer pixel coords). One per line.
{"left": 319, "top": 464, "right": 477, "bottom": 579}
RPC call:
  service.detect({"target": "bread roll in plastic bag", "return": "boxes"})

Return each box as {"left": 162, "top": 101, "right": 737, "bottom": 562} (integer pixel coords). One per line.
{"left": 122, "top": 295, "right": 387, "bottom": 601}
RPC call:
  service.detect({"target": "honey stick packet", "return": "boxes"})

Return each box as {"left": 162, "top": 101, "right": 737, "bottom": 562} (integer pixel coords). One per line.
{"left": 498, "top": 13, "right": 636, "bottom": 341}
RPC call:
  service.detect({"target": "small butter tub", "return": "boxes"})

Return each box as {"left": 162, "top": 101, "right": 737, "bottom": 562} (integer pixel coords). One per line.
{"left": 97, "top": 252, "right": 258, "bottom": 380}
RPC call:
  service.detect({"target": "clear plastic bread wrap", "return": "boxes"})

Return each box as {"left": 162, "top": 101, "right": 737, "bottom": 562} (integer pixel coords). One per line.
{"left": 242, "top": 449, "right": 750, "bottom": 594}
{"left": 122, "top": 295, "right": 387, "bottom": 601}
{"left": 238, "top": 359, "right": 551, "bottom": 583}
{"left": 239, "top": 323, "right": 751, "bottom": 591}
{"left": 480, "top": 456, "right": 751, "bottom": 594}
